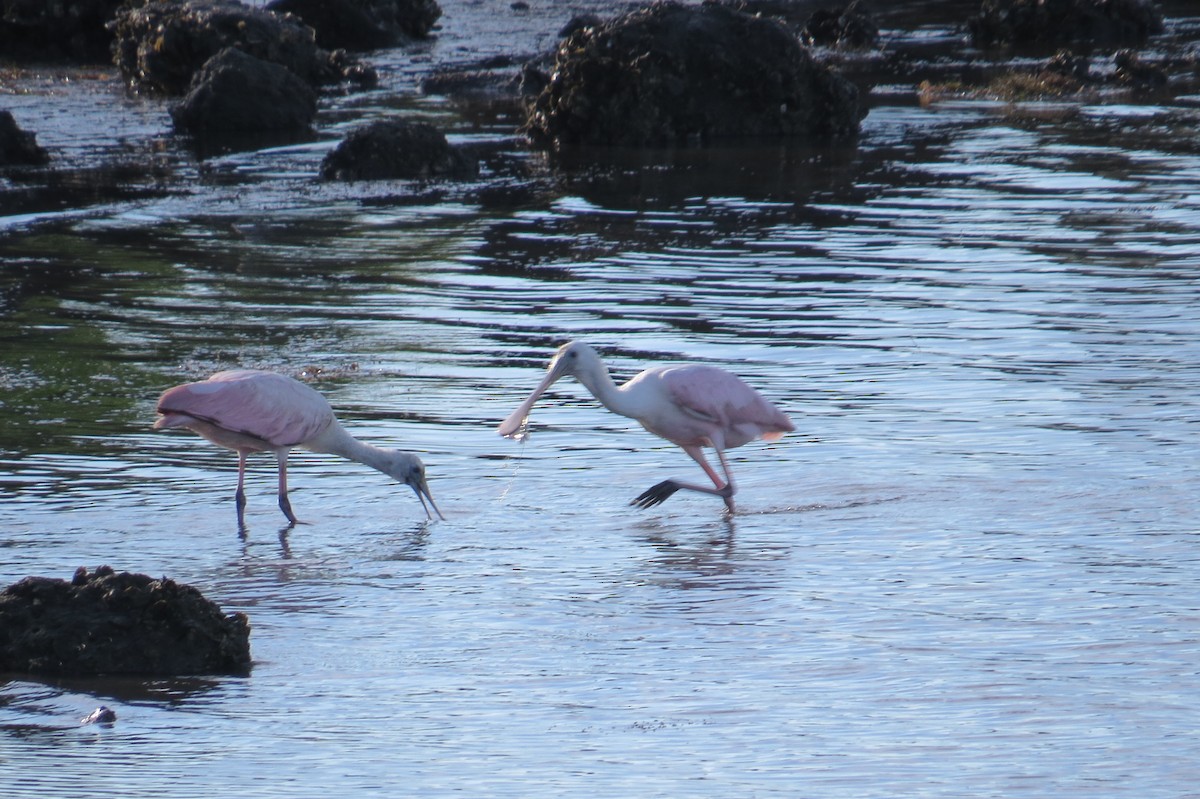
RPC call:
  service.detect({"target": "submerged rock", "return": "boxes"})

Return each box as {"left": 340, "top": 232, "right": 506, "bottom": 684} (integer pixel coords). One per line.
{"left": 969, "top": 0, "right": 1164, "bottom": 50}
{"left": 0, "top": 110, "right": 50, "bottom": 166}
{"left": 800, "top": 2, "right": 878, "bottom": 49}
{"left": 523, "top": 1, "right": 863, "bottom": 147}
{"left": 0, "top": 565, "right": 251, "bottom": 676}
{"left": 1113, "top": 48, "right": 1168, "bottom": 87}
{"left": 108, "top": 0, "right": 373, "bottom": 95}
{"left": 0, "top": 0, "right": 125, "bottom": 63}
{"left": 81, "top": 706, "right": 118, "bottom": 725}
{"left": 320, "top": 119, "right": 479, "bottom": 181}
{"left": 711, "top": 1, "right": 877, "bottom": 49}
{"left": 265, "top": 0, "right": 442, "bottom": 50}
{"left": 171, "top": 47, "right": 319, "bottom": 135}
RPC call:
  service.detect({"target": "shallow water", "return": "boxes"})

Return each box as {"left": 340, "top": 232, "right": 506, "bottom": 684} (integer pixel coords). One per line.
{"left": 2, "top": 1, "right": 1199, "bottom": 797}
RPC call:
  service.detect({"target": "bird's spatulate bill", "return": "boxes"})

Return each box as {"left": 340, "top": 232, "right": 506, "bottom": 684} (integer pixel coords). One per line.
{"left": 413, "top": 479, "right": 445, "bottom": 520}
{"left": 498, "top": 369, "right": 560, "bottom": 439}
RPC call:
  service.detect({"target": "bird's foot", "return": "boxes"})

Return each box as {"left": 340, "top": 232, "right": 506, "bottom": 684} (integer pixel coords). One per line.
{"left": 718, "top": 484, "right": 736, "bottom": 514}
{"left": 278, "top": 496, "right": 298, "bottom": 526}
{"left": 632, "top": 480, "right": 681, "bottom": 509}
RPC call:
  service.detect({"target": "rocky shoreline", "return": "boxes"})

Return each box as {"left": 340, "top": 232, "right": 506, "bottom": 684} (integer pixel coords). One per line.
{"left": 2, "top": 0, "right": 1192, "bottom": 180}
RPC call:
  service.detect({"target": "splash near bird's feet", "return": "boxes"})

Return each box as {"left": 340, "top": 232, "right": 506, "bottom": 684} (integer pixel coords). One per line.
{"left": 632, "top": 480, "right": 682, "bottom": 509}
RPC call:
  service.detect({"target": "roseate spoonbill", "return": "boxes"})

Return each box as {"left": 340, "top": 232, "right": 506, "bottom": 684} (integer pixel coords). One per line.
{"left": 154, "top": 369, "right": 443, "bottom": 525}
{"left": 498, "top": 342, "right": 793, "bottom": 512}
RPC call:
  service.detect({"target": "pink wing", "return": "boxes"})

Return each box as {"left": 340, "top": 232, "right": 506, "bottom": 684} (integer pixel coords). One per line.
{"left": 156, "top": 370, "right": 335, "bottom": 447}
{"left": 661, "top": 365, "right": 793, "bottom": 444}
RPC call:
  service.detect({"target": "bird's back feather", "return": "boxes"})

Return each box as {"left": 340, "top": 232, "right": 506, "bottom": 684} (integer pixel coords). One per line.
{"left": 155, "top": 370, "right": 335, "bottom": 448}
{"left": 660, "top": 365, "right": 793, "bottom": 441}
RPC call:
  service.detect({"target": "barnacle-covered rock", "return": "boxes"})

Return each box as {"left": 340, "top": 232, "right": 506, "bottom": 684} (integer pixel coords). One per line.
{"left": 0, "top": 565, "right": 250, "bottom": 676}
{"left": 969, "top": 0, "right": 1163, "bottom": 50}
{"left": 265, "top": 0, "right": 441, "bottom": 50}
{"left": 171, "top": 47, "right": 319, "bottom": 135}
{"left": 523, "top": 1, "right": 863, "bottom": 148}
{"left": 108, "top": 0, "right": 373, "bottom": 95}
{"left": 321, "top": 119, "right": 479, "bottom": 181}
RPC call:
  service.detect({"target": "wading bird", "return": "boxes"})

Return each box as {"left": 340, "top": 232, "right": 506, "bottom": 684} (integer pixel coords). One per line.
{"left": 498, "top": 342, "right": 793, "bottom": 513}
{"left": 155, "top": 369, "right": 443, "bottom": 525}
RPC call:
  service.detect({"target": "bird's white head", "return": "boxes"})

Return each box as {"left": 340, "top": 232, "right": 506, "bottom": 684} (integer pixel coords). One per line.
{"left": 497, "top": 341, "right": 602, "bottom": 439}
{"left": 549, "top": 340, "right": 600, "bottom": 374}
{"left": 379, "top": 451, "right": 444, "bottom": 520}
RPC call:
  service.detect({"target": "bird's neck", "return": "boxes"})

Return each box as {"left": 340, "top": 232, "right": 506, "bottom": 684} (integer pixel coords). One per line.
{"left": 575, "top": 363, "right": 636, "bottom": 419}
{"left": 307, "top": 422, "right": 390, "bottom": 473}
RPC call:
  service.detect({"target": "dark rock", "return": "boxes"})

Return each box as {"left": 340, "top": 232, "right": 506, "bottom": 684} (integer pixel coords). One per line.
{"left": 0, "top": 0, "right": 125, "bottom": 62}
{"left": 523, "top": 1, "right": 863, "bottom": 147}
{"left": 801, "top": 2, "right": 878, "bottom": 49}
{"left": 0, "top": 565, "right": 251, "bottom": 676}
{"left": 171, "top": 47, "right": 319, "bottom": 135}
{"left": 328, "top": 47, "right": 382, "bottom": 89}
{"left": 108, "top": 0, "right": 371, "bottom": 95}
{"left": 969, "top": 0, "right": 1164, "bottom": 50}
{"left": 1114, "top": 48, "right": 1167, "bottom": 87}
{"left": 81, "top": 706, "right": 118, "bottom": 724}
{"left": 0, "top": 110, "right": 50, "bottom": 166}
{"left": 320, "top": 119, "right": 479, "bottom": 181}
{"left": 265, "top": 0, "right": 441, "bottom": 51}
{"left": 1046, "top": 49, "right": 1092, "bottom": 81}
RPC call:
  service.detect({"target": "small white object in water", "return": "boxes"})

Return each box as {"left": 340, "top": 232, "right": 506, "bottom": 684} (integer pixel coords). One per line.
{"left": 81, "top": 706, "right": 117, "bottom": 725}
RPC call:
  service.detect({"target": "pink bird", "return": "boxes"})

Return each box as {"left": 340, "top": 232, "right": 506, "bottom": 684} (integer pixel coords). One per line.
{"left": 498, "top": 342, "right": 793, "bottom": 512}
{"left": 154, "top": 369, "right": 443, "bottom": 526}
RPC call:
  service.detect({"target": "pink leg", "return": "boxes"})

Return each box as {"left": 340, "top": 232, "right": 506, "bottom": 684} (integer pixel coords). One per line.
{"left": 714, "top": 447, "right": 737, "bottom": 512}
{"left": 631, "top": 443, "right": 738, "bottom": 513}
{"left": 276, "top": 451, "right": 297, "bottom": 525}
{"left": 235, "top": 452, "right": 249, "bottom": 525}
{"left": 681, "top": 445, "right": 728, "bottom": 491}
